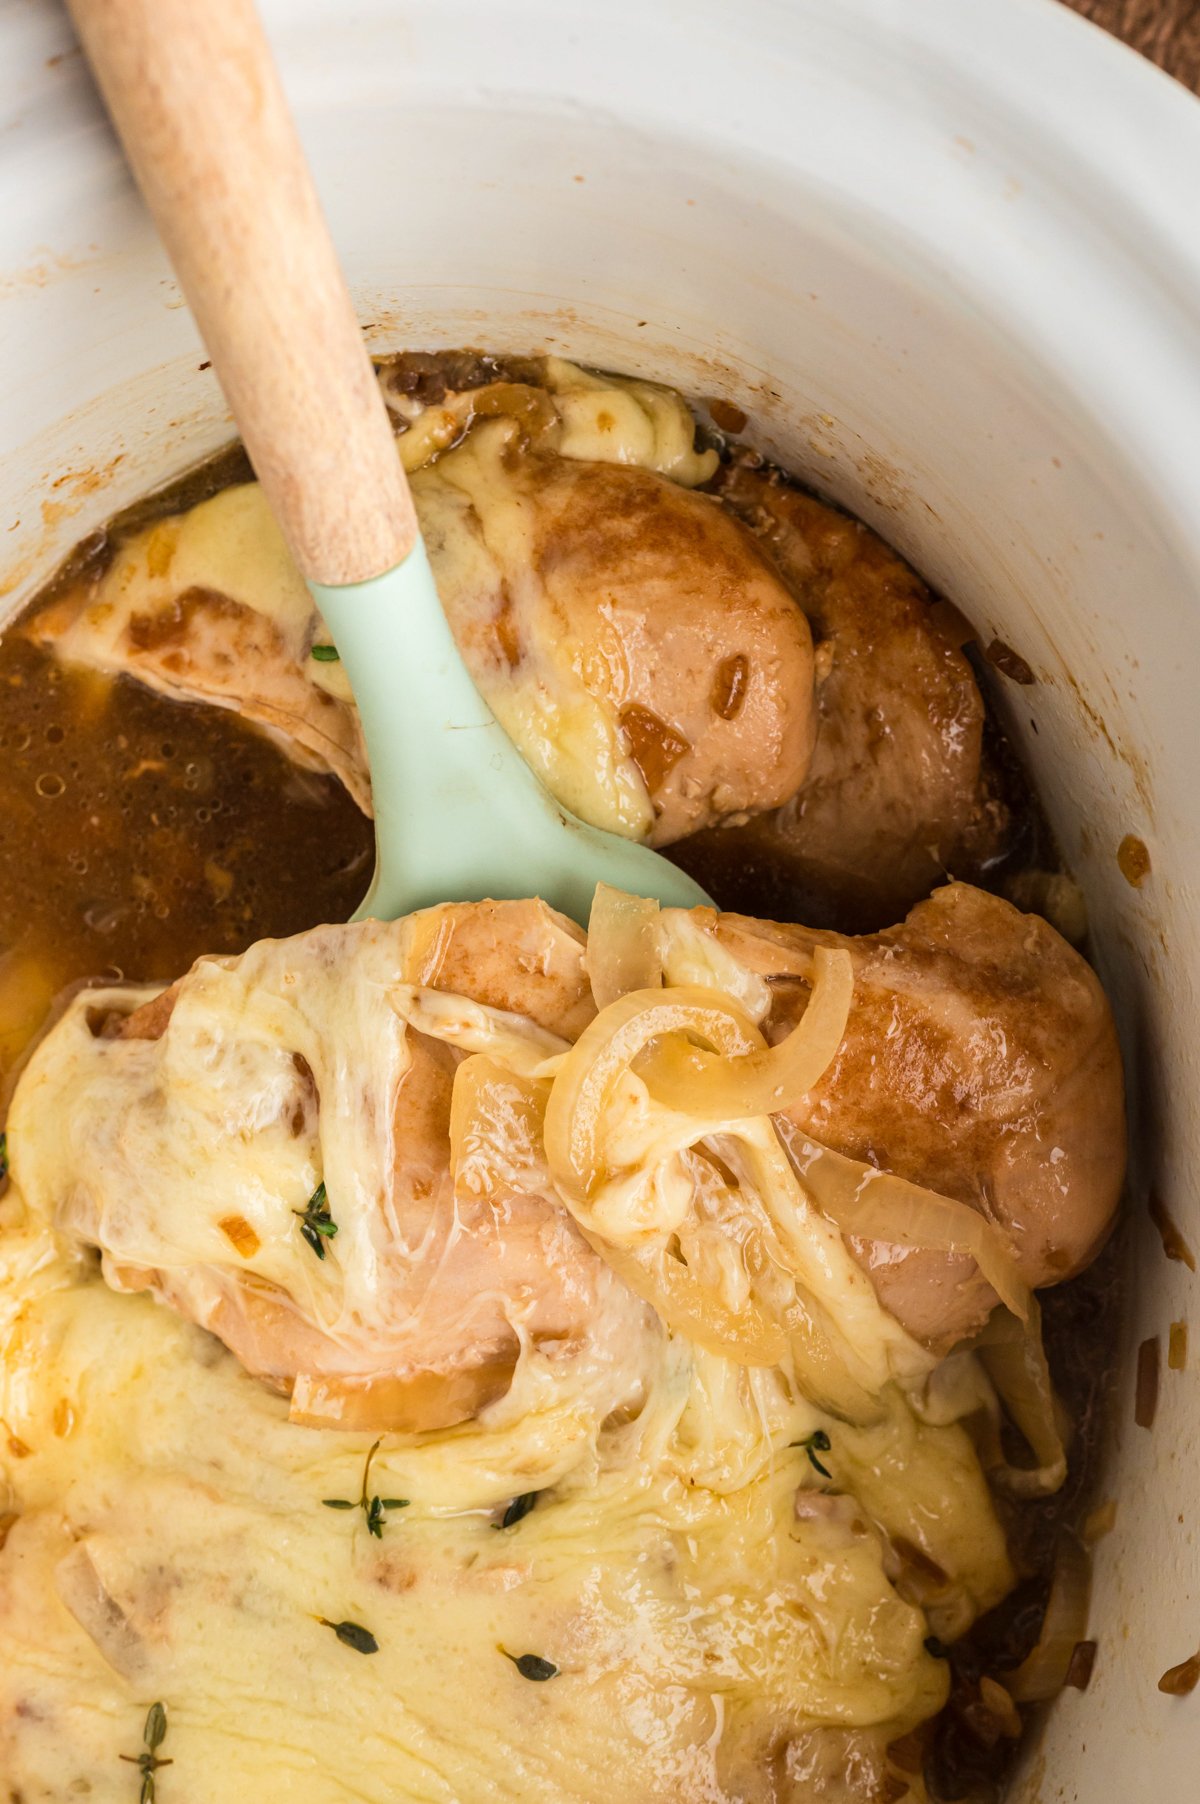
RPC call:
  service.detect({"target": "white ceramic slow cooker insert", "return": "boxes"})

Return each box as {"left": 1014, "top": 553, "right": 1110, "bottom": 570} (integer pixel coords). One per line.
{"left": 2, "top": 0, "right": 1199, "bottom": 1795}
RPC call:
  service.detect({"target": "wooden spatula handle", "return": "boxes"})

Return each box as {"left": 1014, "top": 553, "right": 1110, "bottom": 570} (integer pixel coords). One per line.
{"left": 68, "top": 0, "right": 418, "bottom": 587}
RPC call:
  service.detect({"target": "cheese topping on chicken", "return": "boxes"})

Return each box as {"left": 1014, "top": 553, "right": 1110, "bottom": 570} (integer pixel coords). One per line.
{"left": 0, "top": 885, "right": 1123, "bottom": 1801}
{"left": 34, "top": 361, "right": 815, "bottom": 843}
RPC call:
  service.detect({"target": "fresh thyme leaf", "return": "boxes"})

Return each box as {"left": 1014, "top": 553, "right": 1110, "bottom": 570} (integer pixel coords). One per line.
{"left": 0, "top": 1131, "right": 8, "bottom": 1180}
{"left": 119, "top": 1701, "right": 171, "bottom": 1801}
{"left": 319, "top": 1616, "right": 379, "bottom": 1655}
{"left": 144, "top": 1702, "right": 167, "bottom": 1751}
{"left": 310, "top": 643, "right": 340, "bottom": 662}
{"left": 501, "top": 1649, "right": 559, "bottom": 1682}
{"left": 791, "top": 1429, "right": 833, "bottom": 1480}
{"left": 497, "top": 1491, "right": 540, "bottom": 1530}
{"left": 322, "top": 1439, "right": 408, "bottom": 1537}
{"left": 300, "top": 1221, "right": 327, "bottom": 1259}
{"left": 293, "top": 1181, "right": 337, "bottom": 1261}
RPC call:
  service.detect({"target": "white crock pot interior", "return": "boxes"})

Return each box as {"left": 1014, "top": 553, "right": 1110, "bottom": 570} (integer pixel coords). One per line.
{"left": 3, "top": 0, "right": 1200, "bottom": 1794}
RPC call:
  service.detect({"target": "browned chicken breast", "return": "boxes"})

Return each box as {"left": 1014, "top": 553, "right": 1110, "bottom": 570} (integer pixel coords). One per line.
{"left": 719, "top": 882, "right": 1125, "bottom": 1346}
{"left": 12, "top": 886, "right": 1122, "bottom": 1416}
{"left": 33, "top": 366, "right": 817, "bottom": 849}
{"left": 420, "top": 434, "right": 817, "bottom": 844}
{"left": 672, "top": 463, "right": 1012, "bottom": 928}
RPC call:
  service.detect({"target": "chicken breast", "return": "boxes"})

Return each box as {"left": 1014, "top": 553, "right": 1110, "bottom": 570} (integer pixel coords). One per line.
{"left": 716, "top": 882, "right": 1125, "bottom": 1346}
{"left": 33, "top": 363, "right": 816, "bottom": 846}
{"left": 672, "top": 462, "right": 1012, "bottom": 929}
{"left": 418, "top": 424, "right": 816, "bottom": 844}
{"left": 11, "top": 885, "right": 1122, "bottom": 1399}
{"left": 11, "top": 899, "right": 657, "bottom": 1436}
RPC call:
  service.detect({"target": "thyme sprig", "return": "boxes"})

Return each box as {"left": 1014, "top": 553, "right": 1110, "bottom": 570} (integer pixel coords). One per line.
{"left": 791, "top": 1429, "right": 833, "bottom": 1480}
{"left": 293, "top": 1180, "right": 338, "bottom": 1260}
{"left": 119, "top": 1700, "right": 171, "bottom": 1803}
{"left": 323, "top": 1438, "right": 408, "bottom": 1538}
{"left": 310, "top": 643, "right": 341, "bottom": 662}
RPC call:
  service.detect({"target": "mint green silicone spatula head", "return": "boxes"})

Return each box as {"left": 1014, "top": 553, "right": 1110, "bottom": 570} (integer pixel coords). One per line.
{"left": 311, "top": 551, "right": 711, "bottom": 923}
{"left": 72, "top": 0, "right": 710, "bottom": 927}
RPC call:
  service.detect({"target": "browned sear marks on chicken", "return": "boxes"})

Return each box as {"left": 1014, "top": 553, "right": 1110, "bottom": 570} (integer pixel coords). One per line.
{"left": 721, "top": 882, "right": 1125, "bottom": 1347}
{"left": 501, "top": 453, "right": 818, "bottom": 843}
{"left": 127, "top": 585, "right": 244, "bottom": 656}
{"left": 672, "top": 460, "right": 1014, "bottom": 929}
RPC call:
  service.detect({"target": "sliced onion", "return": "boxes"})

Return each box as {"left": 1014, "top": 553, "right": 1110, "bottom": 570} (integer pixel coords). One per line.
{"left": 543, "top": 985, "right": 762, "bottom": 1213}
{"left": 585, "top": 885, "right": 662, "bottom": 1010}
{"left": 713, "top": 917, "right": 823, "bottom": 980}
{"left": 289, "top": 1360, "right": 516, "bottom": 1435}
{"left": 973, "top": 1297, "right": 1068, "bottom": 1495}
{"left": 589, "top": 1221, "right": 789, "bottom": 1367}
{"left": 657, "top": 909, "right": 773, "bottom": 1022}
{"left": 784, "top": 1129, "right": 1031, "bottom": 1323}
{"left": 543, "top": 988, "right": 883, "bottom": 1409}
{"left": 1006, "top": 1536, "right": 1092, "bottom": 1703}
{"left": 638, "top": 946, "right": 854, "bottom": 1120}
{"left": 390, "top": 983, "right": 568, "bottom": 1076}
{"left": 571, "top": 1184, "right": 880, "bottom": 1417}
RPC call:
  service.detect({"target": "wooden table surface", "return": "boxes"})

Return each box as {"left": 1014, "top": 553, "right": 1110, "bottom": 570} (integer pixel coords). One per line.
{"left": 1062, "top": 0, "right": 1200, "bottom": 90}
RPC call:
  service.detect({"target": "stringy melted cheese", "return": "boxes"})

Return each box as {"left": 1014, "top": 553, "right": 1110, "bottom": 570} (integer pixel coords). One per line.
{"left": 0, "top": 904, "right": 1015, "bottom": 1802}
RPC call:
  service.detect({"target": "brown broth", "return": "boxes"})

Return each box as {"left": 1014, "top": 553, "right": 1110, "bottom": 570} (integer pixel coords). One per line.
{"left": 0, "top": 631, "right": 372, "bottom": 1098}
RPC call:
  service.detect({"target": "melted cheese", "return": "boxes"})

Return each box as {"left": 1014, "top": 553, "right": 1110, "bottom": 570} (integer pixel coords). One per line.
{"left": 0, "top": 1202, "right": 1006, "bottom": 1802}
{"left": 36, "top": 361, "right": 719, "bottom": 840}
{"left": 0, "top": 903, "right": 1015, "bottom": 1801}
{"left": 412, "top": 420, "right": 654, "bottom": 838}
{"left": 538, "top": 357, "right": 720, "bottom": 485}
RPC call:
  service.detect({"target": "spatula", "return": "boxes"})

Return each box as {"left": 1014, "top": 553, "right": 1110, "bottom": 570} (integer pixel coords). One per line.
{"left": 67, "top": 0, "right": 711, "bottom": 926}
